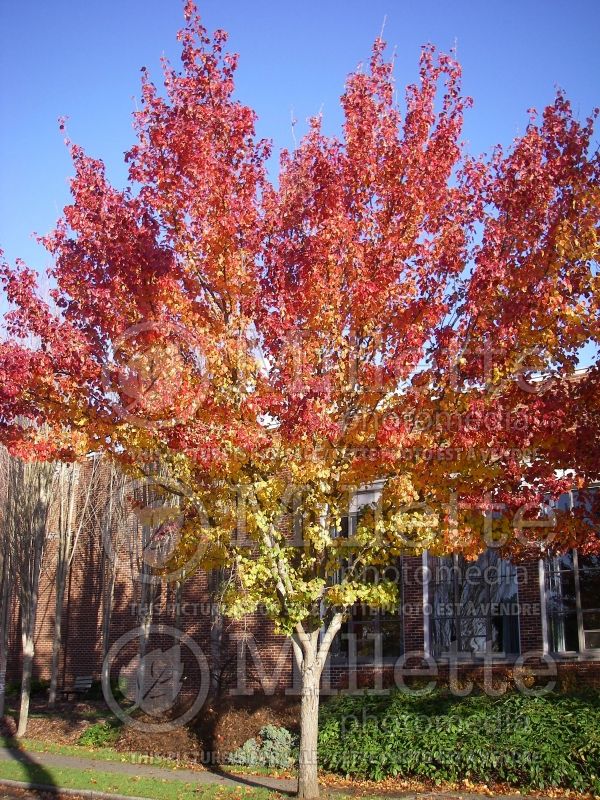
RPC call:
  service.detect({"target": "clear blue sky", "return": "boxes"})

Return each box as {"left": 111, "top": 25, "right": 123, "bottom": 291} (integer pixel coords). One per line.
{"left": 1, "top": 0, "right": 599, "bottom": 276}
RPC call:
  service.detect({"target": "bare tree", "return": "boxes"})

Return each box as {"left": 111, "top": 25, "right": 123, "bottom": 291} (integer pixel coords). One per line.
{"left": 6, "top": 455, "right": 55, "bottom": 737}
{"left": 0, "top": 446, "right": 12, "bottom": 717}
{"left": 48, "top": 458, "right": 100, "bottom": 706}
{"left": 99, "top": 462, "right": 127, "bottom": 662}
{"left": 0, "top": 549, "right": 12, "bottom": 719}
{"left": 123, "top": 478, "right": 164, "bottom": 702}
{"left": 47, "top": 462, "right": 78, "bottom": 707}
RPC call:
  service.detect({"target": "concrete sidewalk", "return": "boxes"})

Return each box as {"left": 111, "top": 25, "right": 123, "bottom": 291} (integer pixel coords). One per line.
{"left": 0, "top": 746, "right": 554, "bottom": 800}
{"left": 0, "top": 746, "right": 297, "bottom": 794}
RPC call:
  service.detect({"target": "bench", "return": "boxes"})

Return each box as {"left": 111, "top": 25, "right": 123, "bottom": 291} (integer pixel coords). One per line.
{"left": 60, "top": 675, "right": 93, "bottom": 700}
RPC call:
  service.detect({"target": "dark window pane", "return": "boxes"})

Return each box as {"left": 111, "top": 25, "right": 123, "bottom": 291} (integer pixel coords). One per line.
{"left": 492, "top": 613, "right": 520, "bottom": 654}
{"left": 493, "top": 578, "right": 519, "bottom": 605}
{"left": 353, "top": 622, "right": 376, "bottom": 659}
{"left": 380, "top": 620, "right": 402, "bottom": 658}
{"left": 340, "top": 513, "right": 353, "bottom": 538}
{"left": 548, "top": 613, "right": 579, "bottom": 652}
{"left": 431, "top": 617, "right": 457, "bottom": 656}
{"left": 332, "top": 620, "right": 349, "bottom": 657}
{"left": 545, "top": 549, "right": 600, "bottom": 652}
{"left": 350, "top": 604, "right": 371, "bottom": 623}
{"left": 584, "top": 630, "right": 600, "bottom": 649}
{"left": 332, "top": 608, "right": 403, "bottom": 662}
{"left": 545, "top": 571, "right": 577, "bottom": 612}
{"left": 430, "top": 551, "right": 519, "bottom": 655}
{"left": 554, "top": 553, "right": 575, "bottom": 570}
{"left": 579, "top": 570, "right": 600, "bottom": 611}
{"left": 579, "top": 555, "right": 600, "bottom": 570}
{"left": 583, "top": 610, "right": 600, "bottom": 631}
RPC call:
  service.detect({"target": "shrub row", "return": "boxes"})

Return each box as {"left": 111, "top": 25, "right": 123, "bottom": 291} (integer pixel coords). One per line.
{"left": 318, "top": 689, "right": 600, "bottom": 793}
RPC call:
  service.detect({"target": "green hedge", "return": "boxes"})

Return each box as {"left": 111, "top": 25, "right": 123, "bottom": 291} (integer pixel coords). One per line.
{"left": 318, "top": 690, "right": 600, "bottom": 792}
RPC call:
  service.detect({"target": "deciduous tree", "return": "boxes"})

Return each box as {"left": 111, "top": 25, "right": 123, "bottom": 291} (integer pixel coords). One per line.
{"left": 0, "top": 4, "right": 599, "bottom": 795}
{"left": 5, "top": 455, "right": 55, "bottom": 737}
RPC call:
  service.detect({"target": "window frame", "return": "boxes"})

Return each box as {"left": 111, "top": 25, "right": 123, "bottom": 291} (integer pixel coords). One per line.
{"left": 544, "top": 547, "right": 600, "bottom": 656}
{"left": 329, "top": 560, "right": 405, "bottom": 665}
{"left": 328, "top": 482, "right": 405, "bottom": 665}
{"left": 543, "top": 485, "right": 600, "bottom": 657}
{"left": 427, "top": 550, "right": 521, "bottom": 661}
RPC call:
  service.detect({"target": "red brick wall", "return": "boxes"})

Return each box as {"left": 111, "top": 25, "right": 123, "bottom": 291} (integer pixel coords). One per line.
{"left": 4, "top": 459, "right": 600, "bottom": 696}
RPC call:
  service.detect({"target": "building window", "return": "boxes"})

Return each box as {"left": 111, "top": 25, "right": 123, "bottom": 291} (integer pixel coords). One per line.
{"left": 428, "top": 550, "right": 520, "bottom": 657}
{"left": 330, "top": 484, "right": 404, "bottom": 663}
{"left": 330, "top": 563, "right": 404, "bottom": 663}
{"left": 545, "top": 550, "right": 600, "bottom": 652}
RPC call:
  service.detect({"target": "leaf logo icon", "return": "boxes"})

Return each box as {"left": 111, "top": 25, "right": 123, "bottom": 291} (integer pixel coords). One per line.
{"left": 119, "top": 645, "right": 183, "bottom": 716}
{"left": 103, "top": 624, "right": 209, "bottom": 732}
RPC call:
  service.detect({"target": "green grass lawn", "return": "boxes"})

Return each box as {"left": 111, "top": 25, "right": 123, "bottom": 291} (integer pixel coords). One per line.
{"left": 0, "top": 758, "right": 284, "bottom": 800}
{"left": 1, "top": 736, "right": 184, "bottom": 769}
{"left": 0, "top": 736, "right": 296, "bottom": 777}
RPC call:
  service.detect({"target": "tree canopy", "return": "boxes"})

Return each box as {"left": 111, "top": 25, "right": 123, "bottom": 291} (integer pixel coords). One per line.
{"left": 1, "top": 5, "right": 599, "bottom": 796}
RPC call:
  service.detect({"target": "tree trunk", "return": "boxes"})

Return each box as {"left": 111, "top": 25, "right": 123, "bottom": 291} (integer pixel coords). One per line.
{"left": 135, "top": 514, "right": 159, "bottom": 705}
{"left": 17, "top": 550, "right": 43, "bottom": 738}
{"left": 295, "top": 613, "right": 343, "bottom": 800}
{"left": 209, "top": 568, "right": 225, "bottom": 693}
{"left": 16, "top": 634, "right": 34, "bottom": 738}
{"left": 0, "top": 548, "right": 12, "bottom": 718}
{"left": 101, "top": 563, "right": 116, "bottom": 663}
{"left": 101, "top": 483, "right": 117, "bottom": 664}
{"left": 49, "top": 461, "right": 80, "bottom": 707}
{"left": 298, "top": 654, "right": 321, "bottom": 800}
{"left": 48, "top": 580, "right": 65, "bottom": 707}
{"left": 137, "top": 601, "right": 153, "bottom": 705}
{"left": 173, "top": 580, "right": 183, "bottom": 629}
{"left": 0, "top": 447, "right": 9, "bottom": 718}
{"left": 101, "top": 462, "right": 124, "bottom": 663}
{"left": 0, "top": 634, "right": 8, "bottom": 719}
{"left": 10, "top": 457, "right": 54, "bottom": 737}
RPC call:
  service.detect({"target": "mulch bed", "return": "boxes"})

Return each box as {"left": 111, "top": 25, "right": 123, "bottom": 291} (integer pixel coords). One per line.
{"left": 3, "top": 694, "right": 301, "bottom": 767}
{"left": 2, "top": 698, "right": 108, "bottom": 746}
{"left": 114, "top": 695, "right": 300, "bottom": 766}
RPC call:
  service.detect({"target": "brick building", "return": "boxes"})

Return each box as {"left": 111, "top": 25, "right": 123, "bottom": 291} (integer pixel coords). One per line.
{"left": 2, "top": 458, "right": 600, "bottom": 700}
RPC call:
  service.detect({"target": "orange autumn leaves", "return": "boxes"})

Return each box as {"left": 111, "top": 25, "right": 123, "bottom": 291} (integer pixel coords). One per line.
{"left": 0, "top": 2, "right": 598, "bottom": 582}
